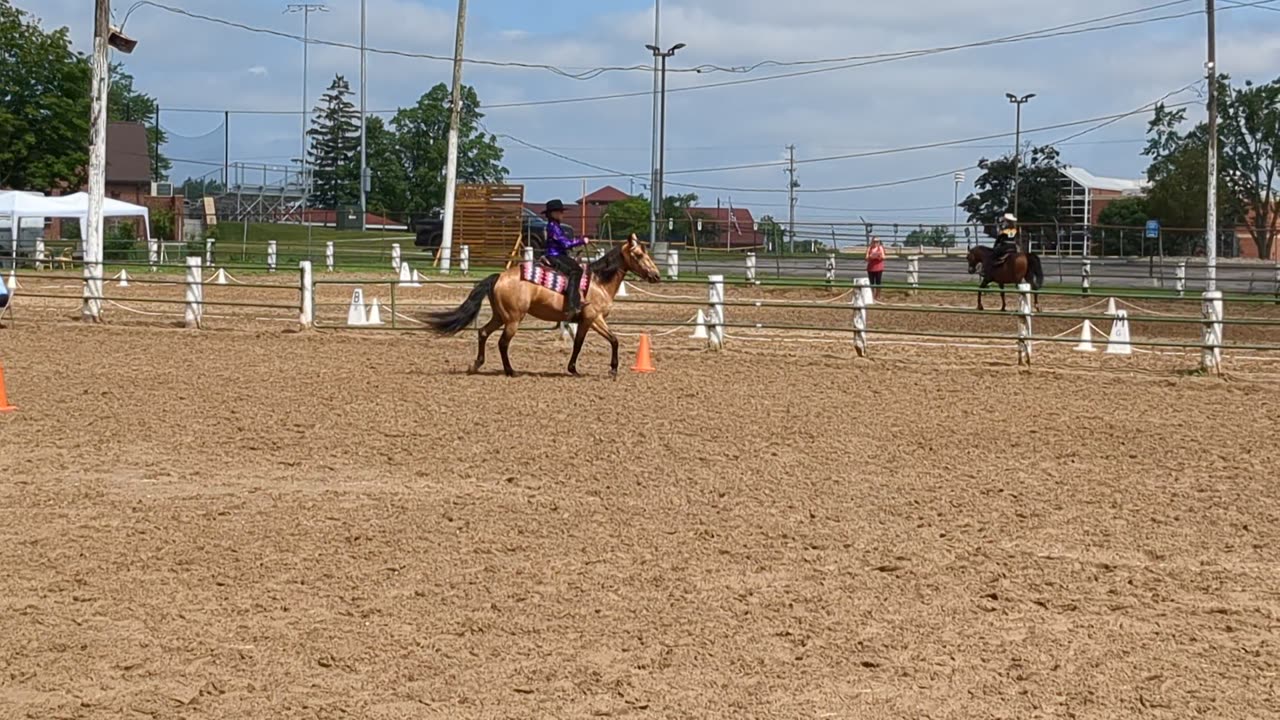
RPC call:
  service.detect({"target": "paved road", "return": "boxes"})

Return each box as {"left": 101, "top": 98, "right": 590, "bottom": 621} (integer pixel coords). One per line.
{"left": 674, "top": 254, "right": 1279, "bottom": 295}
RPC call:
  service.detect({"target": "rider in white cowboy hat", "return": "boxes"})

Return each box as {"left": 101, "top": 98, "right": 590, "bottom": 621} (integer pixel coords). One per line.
{"left": 992, "top": 212, "right": 1019, "bottom": 269}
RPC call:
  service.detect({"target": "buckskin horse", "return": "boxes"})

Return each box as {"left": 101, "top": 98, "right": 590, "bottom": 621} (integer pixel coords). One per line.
{"left": 427, "top": 235, "right": 662, "bottom": 377}
{"left": 966, "top": 245, "right": 1045, "bottom": 312}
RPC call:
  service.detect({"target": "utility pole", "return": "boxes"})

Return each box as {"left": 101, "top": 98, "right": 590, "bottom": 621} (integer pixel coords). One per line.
{"left": 649, "top": 0, "right": 660, "bottom": 244}
{"left": 85, "top": 0, "right": 111, "bottom": 322}
{"left": 647, "top": 41, "right": 684, "bottom": 243}
{"left": 786, "top": 144, "right": 798, "bottom": 254}
{"left": 439, "top": 0, "right": 467, "bottom": 274}
{"left": 1205, "top": 0, "right": 1218, "bottom": 291}
{"left": 285, "top": 3, "right": 327, "bottom": 258}
{"left": 359, "top": 0, "right": 368, "bottom": 231}
{"left": 953, "top": 171, "right": 965, "bottom": 236}
{"left": 1006, "top": 92, "right": 1035, "bottom": 218}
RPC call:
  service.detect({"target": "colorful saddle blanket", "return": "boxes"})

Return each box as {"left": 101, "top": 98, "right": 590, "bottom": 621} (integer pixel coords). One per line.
{"left": 519, "top": 262, "right": 590, "bottom": 295}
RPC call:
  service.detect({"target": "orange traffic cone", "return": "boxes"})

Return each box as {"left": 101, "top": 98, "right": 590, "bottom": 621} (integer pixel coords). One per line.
{"left": 631, "top": 334, "right": 655, "bottom": 373}
{"left": 0, "top": 362, "right": 16, "bottom": 413}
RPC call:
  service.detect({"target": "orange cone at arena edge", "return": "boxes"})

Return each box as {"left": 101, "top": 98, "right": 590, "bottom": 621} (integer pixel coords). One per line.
{"left": 632, "top": 334, "right": 655, "bottom": 373}
{"left": 0, "top": 361, "right": 16, "bottom": 413}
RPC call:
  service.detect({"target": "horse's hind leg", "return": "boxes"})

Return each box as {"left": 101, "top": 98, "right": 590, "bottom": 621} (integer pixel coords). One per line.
{"left": 498, "top": 321, "right": 519, "bottom": 377}
{"left": 471, "top": 314, "right": 502, "bottom": 374}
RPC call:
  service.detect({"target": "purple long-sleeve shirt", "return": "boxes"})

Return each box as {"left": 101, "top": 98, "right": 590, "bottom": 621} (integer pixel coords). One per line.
{"left": 544, "top": 220, "right": 585, "bottom": 258}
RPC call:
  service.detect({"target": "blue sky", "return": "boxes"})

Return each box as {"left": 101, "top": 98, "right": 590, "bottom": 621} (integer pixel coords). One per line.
{"left": 19, "top": 0, "right": 1280, "bottom": 226}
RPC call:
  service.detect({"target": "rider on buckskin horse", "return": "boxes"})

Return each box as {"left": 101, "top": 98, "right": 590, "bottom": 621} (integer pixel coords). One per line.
{"left": 541, "top": 198, "right": 591, "bottom": 316}
{"left": 990, "top": 212, "right": 1020, "bottom": 274}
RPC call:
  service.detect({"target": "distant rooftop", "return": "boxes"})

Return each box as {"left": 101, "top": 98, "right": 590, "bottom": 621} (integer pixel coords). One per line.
{"left": 1060, "top": 166, "right": 1149, "bottom": 194}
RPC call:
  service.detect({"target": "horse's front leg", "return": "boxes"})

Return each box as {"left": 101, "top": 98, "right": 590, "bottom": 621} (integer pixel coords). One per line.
{"left": 566, "top": 315, "right": 592, "bottom": 376}
{"left": 999, "top": 284, "right": 1009, "bottom": 312}
{"left": 977, "top": 278, "right": 989, "bottom": 311}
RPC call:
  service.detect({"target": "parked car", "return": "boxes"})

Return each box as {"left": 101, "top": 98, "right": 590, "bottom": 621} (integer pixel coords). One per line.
{"left": 411, "top": 208, "right": 574, "bottom": 253}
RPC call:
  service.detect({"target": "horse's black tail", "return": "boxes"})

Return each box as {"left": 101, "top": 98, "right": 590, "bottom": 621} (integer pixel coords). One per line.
{"left": 426, "top": 273, "right": 498, "bottom": 335}
{"left": 1029, "top": 253, "right": 1045, "bottom": 290}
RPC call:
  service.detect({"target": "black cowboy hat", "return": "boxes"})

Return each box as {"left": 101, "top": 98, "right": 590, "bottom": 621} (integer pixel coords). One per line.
{"left": 543, "top": 199, "right": 566, "bottom": 216}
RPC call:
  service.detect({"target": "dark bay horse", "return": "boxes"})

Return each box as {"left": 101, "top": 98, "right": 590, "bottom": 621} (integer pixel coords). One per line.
{"left": 966, "top": 246, "right": 1044, "bottom": 311}
{"left": 427, "top": 235, "right": 662, "bottom": 377}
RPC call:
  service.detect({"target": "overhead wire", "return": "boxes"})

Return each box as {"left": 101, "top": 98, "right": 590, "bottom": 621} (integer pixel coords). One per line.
{"left": 147, "top": 0, "right": 1276, "bottom": 114}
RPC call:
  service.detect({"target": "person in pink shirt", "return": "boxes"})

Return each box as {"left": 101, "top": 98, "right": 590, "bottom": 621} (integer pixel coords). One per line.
{"left": 865, "top": 236, "right": 886, "bottom": 299}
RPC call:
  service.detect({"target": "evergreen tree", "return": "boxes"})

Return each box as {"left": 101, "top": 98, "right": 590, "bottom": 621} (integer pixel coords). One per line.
{"left": 306, "top": 75, "right": 360, "bottom": 209}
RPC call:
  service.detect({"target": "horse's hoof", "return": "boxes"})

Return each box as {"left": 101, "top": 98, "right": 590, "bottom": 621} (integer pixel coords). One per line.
{"left": 568, "top": 367, "right": 581, "bottom": 377}
{"left": 467, "top": 365, "right": 481, "bottom": 375}
{"left": 609, "top": 369, "right": 618, "bottom": 380}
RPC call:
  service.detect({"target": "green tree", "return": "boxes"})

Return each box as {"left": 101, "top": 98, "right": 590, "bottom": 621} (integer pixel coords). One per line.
{"left": 179, "top": 176, "right": 225, "bottom": 198}
{"left": 905, "top": 225, "right": 956, "bottom": 247}
{"left": 109, "top": 63, "right": 169, "bottom": 179}
{"left": 1097, "top": 196, "right": 1149, "bottom": 227}
{"left": 1145, "top": 77, "right": 1279, "bottom": 258}
{"left": 757, "top": 215, "right": 784, "bottom": 250}
{"left": 961, "top": 145, "right": 1064, "bottom": 234}
{"left": 599, "top": 195, "right": 650, "bottom": 239}
{"left": 0, "top": 2, "right": 170, "bottom": 189}
{"left": 365, "top": 115, "right": 409, "bottom": 215}
{"left": 391, "top": 83, "right": 507, "bottom": 212}
{"left": 0, "top": 0, "right": 90, "bottom": 189}
{"left": 307, "top": 74, "right": 360, "bottom": 209}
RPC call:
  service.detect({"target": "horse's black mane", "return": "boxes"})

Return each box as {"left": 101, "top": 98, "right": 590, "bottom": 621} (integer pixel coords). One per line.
{"left": 588, "top": 244, "right": 626, "bottom": 284}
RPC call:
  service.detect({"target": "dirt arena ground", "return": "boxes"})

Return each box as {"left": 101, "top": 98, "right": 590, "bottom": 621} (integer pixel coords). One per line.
{"left": 2, "top": 273, "right": 1280, "bottom": 718}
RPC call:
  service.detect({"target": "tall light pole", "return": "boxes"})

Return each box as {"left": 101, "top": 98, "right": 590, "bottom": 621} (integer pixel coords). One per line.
{"left": 1204, "top": 0, "right": 1218, "bottom": 291}
{"left": 286, "top": 3, "right": 327, "bottom": 257}
{"left": 85, "top": 1, "right": 137, "bottom": 322}
{"left": 953, "top": 171, "right": 965, "bottom": 234}
{"left": 649, "top": 0, "right": 661, "bottom": 244}
{"left": 1006, "top": 92, "right": 1035, "bottom": 218}
{"left": 359, "top": 0, "right": 368, "bottom": 231}
{"left": 646, "top": 42, "right": 684, "bottom": 241}
{"left": 439, "top": 0, "right": 468, "bottom": 274}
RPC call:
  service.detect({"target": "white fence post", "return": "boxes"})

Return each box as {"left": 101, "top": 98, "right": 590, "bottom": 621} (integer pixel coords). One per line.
{"left": 522, "top": 245, "right": 534, "bottom": 264}
{"left": 907, "top": 256, "right": 920, "bottom": 295}
{"left": 1081, "top": 258, "right": 1092, "bottom": 295}
{"left": 147, "top": 237, "right": 158, "bottom": 272}
{"left": 184, "top": 256, "right": 204, "bottom": 329}
{"left": 707, "top": 274, "right": 725, "bottom": 350}
{"left": 1017, "top": 282, "right": 1033, "bottom": 366}
{"left": 266, "top": 240, "right": 277, "bottom": 273}
{"left": 1201, "top": 290, "right": 1224, "bottom": 374}
{"left": 666, "top": 248, "right": 679, "bottom": 281}
{"left": 852, "top": 282, "right": 868, "bottom": 358}
{"left": 854, "top": 277, "right": 875, "bottom": 306}
{"left": 746, "top": 252, "right": 757, "bottom": 283}
{"left": 460, "top": 245, "right": 470, "bottom": 275}
{"left": 825, "top": 253, "right": 836, "bottom": 287}
{"left": 391, "top": 243, "right": 401, "bottom": 271}
{"left": 325, "top": 241, "right": 335, "bottom": 273}
{"left": 83, "top": 257, "right": 104, "bottom": 322}
{"left": 1176, "top": 260, "right": 1187, "bottom": 298}
{"left": 299, "top": 260, "right": 314, "bottom": 329}
{"left": 34, "top": 239, "right": 46, "bottom": 270}
{"left": 205, "top": 238, "right": 215, "bottom": 267}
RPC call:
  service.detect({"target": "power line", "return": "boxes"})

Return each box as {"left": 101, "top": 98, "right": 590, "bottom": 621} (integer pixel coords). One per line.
{"left": 500, "top": 85, "right": 1199, "bottom": 194}
{"left": 499, "top": 98, "right": 1198, "bottom": 185}
{"left": 482, "top": 0, "right": 1276, "bottom": 110}
{"left": 150, "top": 0, "right": 1276, "bottom": 115}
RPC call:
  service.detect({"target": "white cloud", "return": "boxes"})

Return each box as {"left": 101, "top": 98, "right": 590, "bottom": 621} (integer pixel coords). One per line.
{"left": 247, "top": 65, "right": 268, "bottom": 77}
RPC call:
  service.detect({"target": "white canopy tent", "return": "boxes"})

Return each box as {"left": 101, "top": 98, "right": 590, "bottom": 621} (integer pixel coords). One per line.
{"left": 0, "top": 191, "right": 152, "bottom": 255}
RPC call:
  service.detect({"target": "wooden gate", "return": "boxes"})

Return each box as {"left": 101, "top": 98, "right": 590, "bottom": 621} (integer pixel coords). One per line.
{"left": 454, "top": 183, "right": 524, "bottom": 264}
